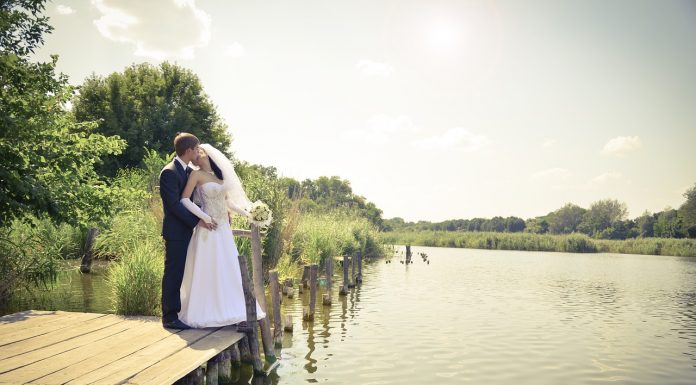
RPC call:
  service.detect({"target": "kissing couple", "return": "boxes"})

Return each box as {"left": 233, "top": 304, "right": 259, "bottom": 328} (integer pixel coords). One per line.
{"left": 159, "top": 132, "right": 266, "bottom": 329}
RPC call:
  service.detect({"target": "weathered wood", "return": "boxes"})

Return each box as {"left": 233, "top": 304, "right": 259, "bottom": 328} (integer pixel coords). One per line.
{"left": 0, "top": 311, "right": 105, "bottom": 347}
{"left": 356, "top": 250, "right": 363, "bottom": 283}
{"left": 301, "top": 265, "right": 310, "bottom": 288}
{"left": 123, "top": 327, "right": 243, "bottom": 385}
{"left": 248, "top": 224, "right": 276, "bottom": 364}
{"left": 80, "top": 227, "right": 99, "bottom": 273}
{"left": 325, "top": 257, "right": 333, "bottom": 288}
{"left": 350, "top": 254, "right": 356, "bottom": 288}
{"left": 287, "top": 287, "right": 295, "bottom": 298}
{"left": 181, "top": 366, "right": 204, "bottom": 385}
{"left": 63, "top": 327, "right": 217, "bottom": 385}
{"left": 322, "top": 293, "right": 331, "bottom": 306}
{"left": 218, "top": 349, "right": 232, "bottom": 384}
{"left": 406, "top": 244, "right": 412, "bottom": 263}
{"left": 0, "top": 319, "right": 163, "bottom": 384}
{"left": 206, "top": 357, "right": 219, "bottom": 385}
{"left": 340, "top": 255, "right": 349, "bottom": 296}
{"left": 229, "top": 344, "right": 242, "bottom": 367}
{"left": 283, "top": 314, "right": 293, "bottom": 332}
{"left": 237, "top": 254, "right": 266, "bottom": 374}
{"left": 269, "top": 271, "right": 282, "bottom": 347}
{"left": 298, "top": 282, "right": 304, "bottom": 294}
{"left": 308, "top": 264, "right": 318, "bottom": 320}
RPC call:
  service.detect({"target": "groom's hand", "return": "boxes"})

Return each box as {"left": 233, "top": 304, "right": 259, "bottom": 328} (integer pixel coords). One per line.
{"left": 198, "top": 219, "right": 217, "bottom": 231}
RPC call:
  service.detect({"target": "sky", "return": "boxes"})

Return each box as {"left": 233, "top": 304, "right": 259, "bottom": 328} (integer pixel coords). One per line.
{"left": 34, "top": 0, "right": 696, "bottom": 222}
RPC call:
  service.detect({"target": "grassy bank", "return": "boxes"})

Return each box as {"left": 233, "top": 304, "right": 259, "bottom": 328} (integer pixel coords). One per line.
{"left": 381, "top": 231, "right": 696, "bottom": 257}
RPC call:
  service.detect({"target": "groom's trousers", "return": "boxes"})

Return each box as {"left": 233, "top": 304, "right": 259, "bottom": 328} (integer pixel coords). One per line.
{"left": 162, "top": 239, "right": 190, "bottom": 323}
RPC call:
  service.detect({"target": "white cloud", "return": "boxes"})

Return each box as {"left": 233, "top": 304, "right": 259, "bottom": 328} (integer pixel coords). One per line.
{"left": 223, "top": 42, "right": 245, "bottom": 58}
{"left": 601, "top": 136, "right": 642, "bottom": 157}
{"left": 542, "top": 139, "right": 556, "bottom": 148}
{"left": 56, "top": 5, "right": 75, "bottom": 15}
{"left": 530, "top": 167, "right": 570, "bottom": 181}
{"left": 92, "top": 0, "right": 211, "bottom": 60}
{"left": 411, "top": 127, "right": 489, "bottom": 151}
{"left": 356, "top": 60, "right": 394, "bottom": 77}
{"left": 342, "top": 114, "right": 417, "bottom": 145}
{"left": 591, "top": 171, "right": 622, "bottom": 184}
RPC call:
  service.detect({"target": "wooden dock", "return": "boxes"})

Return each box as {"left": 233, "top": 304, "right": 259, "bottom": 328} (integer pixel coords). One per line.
{"left": 0, "top": 310, "right": 244, "bottom": 385}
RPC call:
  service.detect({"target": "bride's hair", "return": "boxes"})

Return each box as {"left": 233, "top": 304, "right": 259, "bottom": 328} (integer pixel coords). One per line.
{"left": 209, "top": 157, "right": 224, "bottom": 181}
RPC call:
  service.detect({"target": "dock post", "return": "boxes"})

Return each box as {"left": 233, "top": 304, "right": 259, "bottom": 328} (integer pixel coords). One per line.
{"left": 323, "top": 257, "right": 333, "bottom": 305}
{"left": 79, "top": 227, "right": 98, "bottom": 273}
{"left": 303, "top": 264, "right": 318, "bottom": 321}
{"left": 218, "top": 349, "right": 232, "bottom": 383}
{"left": 339, "top": 255, "right": 349, "bottom": 295}
{"left": 230, "top": 344, "right": 242, "bottom": 367}
{"left": 348, "top": 255, "right": 356, "bottom": 288}
{"left": 301, "top": 265, "right": 310, "bottom": 288}
{"left": 249, "top": 224, "right": 276, "bottom": 364}
{"left": 237, "top": 254, "right": 265, "bottom": 374}
{"left": 283, "top": 314, "right": 293, "bottom": 333}
{"left": 206, "top": 355, "right": 220, "bottom": 385}
{"left": 269, "top": 270, "right": 282, "bottom": 347}
{"left": 356, "top": 250, "right": 363, "bottom": 283}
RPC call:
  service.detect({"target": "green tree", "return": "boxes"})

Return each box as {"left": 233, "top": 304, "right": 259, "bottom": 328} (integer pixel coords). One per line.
{"left": 547, "top": 203, "right": 586, "bottom": 234}
{"left": 0, "top": 0, "right": 130, "bottom": 227}
{"left": 679, "top": 183, "right": 696, "bottom": 238}
{"left": 653, "top": 209, "right": 684, "bottom": 238}
{"left": 635, "top": 211, "right": 656, "bottom": 237}
{"left": 579, "top": 199, "right": 628, "bottom": 237}
{"left": 72, "top": 62, "right": 231, "bottom": 176}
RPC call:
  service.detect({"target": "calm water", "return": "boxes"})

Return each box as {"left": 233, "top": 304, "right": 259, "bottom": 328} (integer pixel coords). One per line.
{"left": 2, "top": 247, "right": 695, "bottom": 384}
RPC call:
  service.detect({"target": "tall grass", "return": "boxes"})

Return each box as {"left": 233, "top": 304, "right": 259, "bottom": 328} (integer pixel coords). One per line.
{"left": 381, "top": 230, "right": 696, "bottom": 257}
{"left": 277, "top": 211, "right": 385, "bottom": 280}
{"left": 107, "top": 239, "right": 164, "bottom": 316}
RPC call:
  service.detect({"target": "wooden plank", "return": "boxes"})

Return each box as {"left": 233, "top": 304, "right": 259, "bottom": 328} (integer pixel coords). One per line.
{"left": 67, "top": 328, "right": 216, "bottom": 385}
{"left": 0, "top": 311, "right": 101, "bottom": 339}
{"left": 0, "top": 314, "right": 122, "bottom": 360}
{"left": 0, "top": 310, "right": 55, "bottom": 322}
{"left": 0, "top": 316, "right": 130, "bottom": 374}
{"left": 0, "top": 312, "right": 107, "bottom": 348}
{"left": 124, "top": 326, "right": 244, "bottom": 385}
{"left": 30, "top": 322, "right": 177, "bottom": 385}
{"left": 0, "top": 320, "right": 163, "bottom": 384}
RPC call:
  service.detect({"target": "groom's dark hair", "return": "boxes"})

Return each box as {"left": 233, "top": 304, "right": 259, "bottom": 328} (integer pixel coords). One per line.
{"left": 174, "top": 132, "right": 200, "bottom": 156}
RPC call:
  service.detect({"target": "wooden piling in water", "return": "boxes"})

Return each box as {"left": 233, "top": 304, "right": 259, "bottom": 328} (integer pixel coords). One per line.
{"left": 249, "top": 224, "right": 276, "bottom": 364}
{"left": 340, "top": 255, "right": 349, "bottom": 295}
{"left": 79, "top": 227, "right": 99, "bottom": 273}
{"left": 283, "top": 314, "right": 293, "bottom": 332}
{"left": 322, "top": 266, "right": 331, "bottom": 306}
{"left": 287, "top": 287, "right": 295, "bottom": 298}
{"left": 218, "top": 349, "right": 232, "bottom": 382}
{"left": 304, "top": 264, "right": 318, "bottom": 321}
{"left": 237, "top": 254, "right": 265, "bottom": 374}
{"left": 356, "top": 250, "right": 363, "bottom": 283}
{"left": 230, "top": 344, "right": 242, "bottom": 367}
{"left": 406, "top": 245, "right": 412, "bottom": 263}
{"left": 269, "top": 271, "right": 282, "bottom": 347}
{"left": 206, "top": 355, "right": 220, "bottom": 385}
{"left": 348, "top": 255, "right": 356, "bottom": 288}
{"left": 301, "top": 265, "right": 310, "bottom": 288}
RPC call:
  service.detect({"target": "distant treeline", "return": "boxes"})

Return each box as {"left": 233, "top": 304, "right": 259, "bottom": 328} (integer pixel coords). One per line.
{"left": 384, "top": 192, "right": 696, "bottom": 240}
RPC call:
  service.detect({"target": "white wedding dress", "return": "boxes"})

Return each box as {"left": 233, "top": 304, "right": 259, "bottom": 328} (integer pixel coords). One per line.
{"left": 178, "top": 181, "right": 266, "bottom": 328}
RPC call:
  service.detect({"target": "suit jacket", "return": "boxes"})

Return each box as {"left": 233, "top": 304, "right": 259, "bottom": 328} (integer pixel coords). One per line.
{"left": 160, "top": 159, "right": 199, "bottom": 241}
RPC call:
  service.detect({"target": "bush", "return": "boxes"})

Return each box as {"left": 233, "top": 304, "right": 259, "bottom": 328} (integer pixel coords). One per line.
{"left": 107, "top": 240, "right": 164, "bottom": 316}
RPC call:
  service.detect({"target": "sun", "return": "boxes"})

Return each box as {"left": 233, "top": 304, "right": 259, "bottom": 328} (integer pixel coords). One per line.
{"left": 426, "top": 19, "right": 463, "bottom": 55}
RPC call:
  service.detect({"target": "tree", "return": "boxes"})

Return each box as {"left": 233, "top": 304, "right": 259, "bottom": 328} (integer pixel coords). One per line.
{"left": 679, "top": 183, "right": 696, "bottom": 238}
{"left": 579, "top": 199, "right": 628, "bottom": 237}
{"left": 547, "top": 203, "right": 586, "bottom": 234}
{"left": 654, "top": 209, "right": 684, "bottom": 238}
{"left": 635, "top": 211, "right": 656, "bottom": 237}
{"left": 0, "top": 0, "right": 132, "bottom": 227}
{"left": 72, "top": 62, "right": 231, "bottom": 176}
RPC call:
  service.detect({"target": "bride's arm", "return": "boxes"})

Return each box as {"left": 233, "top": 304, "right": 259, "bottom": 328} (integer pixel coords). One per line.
{"left": 180, "top": 172, "right": 215, "bottom": 225}
{"left": 225, "top": 196, "right": 252, "bottom": 219}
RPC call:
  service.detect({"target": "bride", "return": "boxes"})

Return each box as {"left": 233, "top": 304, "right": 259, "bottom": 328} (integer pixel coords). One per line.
{"left": 177, "top": 143, "right": 266, "bottom": 328}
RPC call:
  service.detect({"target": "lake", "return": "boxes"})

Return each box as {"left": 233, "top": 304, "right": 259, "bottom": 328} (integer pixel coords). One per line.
{"left": 2, "top": 246, "right": 695, "bottom": 384}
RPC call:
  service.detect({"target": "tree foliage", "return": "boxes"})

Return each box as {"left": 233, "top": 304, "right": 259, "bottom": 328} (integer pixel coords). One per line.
{"left": 0, "top": 0, "right": 135, "bottom": 228}
{"left": 72, "top": 62, "right": 232, "bottom": 176}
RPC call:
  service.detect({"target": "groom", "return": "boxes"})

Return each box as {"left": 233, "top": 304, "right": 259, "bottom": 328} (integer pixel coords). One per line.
{"left": 159, "top": 132, "right": 215, "bottom": 329}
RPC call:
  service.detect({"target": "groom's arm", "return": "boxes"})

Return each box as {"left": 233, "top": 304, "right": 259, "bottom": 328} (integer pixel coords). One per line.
{"left": 159, "top": 169, "right": 200, "bottom": 229}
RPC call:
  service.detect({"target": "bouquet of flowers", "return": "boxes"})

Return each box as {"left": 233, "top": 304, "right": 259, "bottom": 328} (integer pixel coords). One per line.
{"left": 248, "top": 200, "right": 273, "bottom": 230}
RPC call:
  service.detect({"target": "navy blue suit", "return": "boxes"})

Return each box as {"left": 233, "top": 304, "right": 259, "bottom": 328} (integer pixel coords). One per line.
{"left": 159, "top": 159, "right": 199, "bottom": 323}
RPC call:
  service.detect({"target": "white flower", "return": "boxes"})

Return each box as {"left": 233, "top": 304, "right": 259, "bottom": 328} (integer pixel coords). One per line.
{"left": 247, "top": 200, "right": 273, "bottom": 230}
